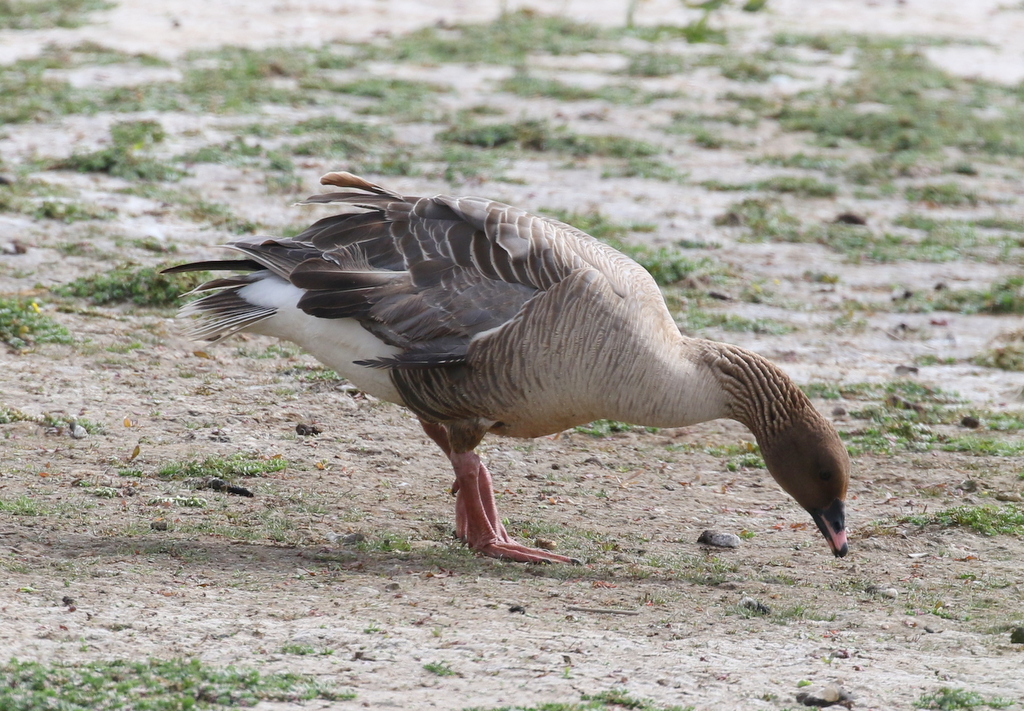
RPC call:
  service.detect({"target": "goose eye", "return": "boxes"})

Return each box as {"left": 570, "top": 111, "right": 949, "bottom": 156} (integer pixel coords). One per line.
{"left": 818, "top": 471, "right": 832, "bottom": 481}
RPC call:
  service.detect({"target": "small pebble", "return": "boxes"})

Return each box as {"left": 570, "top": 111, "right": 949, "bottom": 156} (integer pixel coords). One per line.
{"left": 894, "top": 364, "right": 918, "bottom": 375}
{"left": 740, "top": 596, "right": 771, "bottom": 615}
{"left": 995, "top": 491, "right": 1023, "bottom": 502}
{"left": 831, "top": 406, "right": 847, "bottom": 417}
{"left": 796, "top": 683, "right": 853, "bottom": 708}
{"left": 697, "top": 530, "right": 741, "bottom": 548}
{"left": 867, "top": 585, "right": 898, "bottom": 599}
{"left": 834, "top": 212, "right": 867, "bottom": 225}
{"left": 960, "top": 415, "right": 980, "bottom": 429}
{"left": 534, "top": 538, "right": 557, "bottom": 551}
{"left": 70, "top": 424, "right": 88, "bottom": 440}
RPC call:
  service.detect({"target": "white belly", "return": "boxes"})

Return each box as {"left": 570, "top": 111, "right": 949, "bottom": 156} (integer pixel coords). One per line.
{"left": 239, "top": 277, "right": 405, "bottom": 404}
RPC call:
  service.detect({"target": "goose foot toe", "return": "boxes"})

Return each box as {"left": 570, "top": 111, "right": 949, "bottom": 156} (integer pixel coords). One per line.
{"left": 473, "top": 540, "right": 576, "bottom": 565}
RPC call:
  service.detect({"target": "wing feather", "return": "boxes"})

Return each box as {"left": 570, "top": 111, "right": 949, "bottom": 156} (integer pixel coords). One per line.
{"left": 171, "top": 172, "right": 640, "bottom": 376}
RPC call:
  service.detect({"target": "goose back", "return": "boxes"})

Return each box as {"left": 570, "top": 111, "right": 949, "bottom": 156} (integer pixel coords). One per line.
{"left": 177, "top": 173, "right": 682, "bottom": 436}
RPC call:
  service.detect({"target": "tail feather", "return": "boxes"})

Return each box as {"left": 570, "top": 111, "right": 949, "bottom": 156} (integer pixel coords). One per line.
{"left": 178, "top": 281, "right": 276, "bottom": 343}
{"left": 162, "top": 259, "right": 261, "bottom": 274}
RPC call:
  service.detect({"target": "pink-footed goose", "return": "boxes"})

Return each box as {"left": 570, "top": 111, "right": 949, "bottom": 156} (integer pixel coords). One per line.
{"left": 166, "top": 172, "right": 850, "bottom": 562}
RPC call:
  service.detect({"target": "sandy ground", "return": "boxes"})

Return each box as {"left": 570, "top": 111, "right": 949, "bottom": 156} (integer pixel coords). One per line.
{"left": 2, "top": 1, "right": 1024, "bottom": 709}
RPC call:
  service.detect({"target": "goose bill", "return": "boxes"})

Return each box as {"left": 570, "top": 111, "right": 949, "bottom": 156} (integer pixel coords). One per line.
{"left": 810, "top": 498, "right": 848, "bottom": 558}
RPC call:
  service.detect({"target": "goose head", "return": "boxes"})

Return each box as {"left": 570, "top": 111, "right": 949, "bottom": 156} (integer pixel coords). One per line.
{"left": 759, "top": 413, "right": 850, "bottom": 557}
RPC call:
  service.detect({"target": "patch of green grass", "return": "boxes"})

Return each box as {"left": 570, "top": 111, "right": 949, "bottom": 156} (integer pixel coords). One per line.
{"left": 772, "top": 32, "right": 973, "bottom": 54}
{"left": 844, "top": 152, "right": 920, "bottom": 186}
{"left": 439, "top": 119, "right": 658, "bottom": 158}
{"left": 808, "top": 223, "right": 976, "bottom": 263}
{"left": 923, "top": 277, "right": 1024, "bottom": 315}
{"left": 501, "top": 69, "right": 666, "bottom": 104}
{"left": 574, "top": 419, "right": 656, "bottom": 437}
{"left": 715, "top": 198, "right": 802, "bottom": 242}
{"left": 625, "top": 52, "right": 687, "bottom": 77}
{"left": 676, "top": 554, "right": 739, "bottom": 586}
{"left": 0, "top": 46, "right": 160, "bottom": 123}
{"left": 971, "top": 412, "right": 1024, "bottom": 432}
{"left": 541, "top": 209, "right": 655, "bottom": 242}
{"left": 0, "top": 405, "right": 32, "bottom": 424}
{"left": 53, "top": 265, "right": 207, "bottom": 307}
{"left": 289, "top": 117, "right": 391, "bottom": 158}
{"left": 940, "top": 437, "right": 1024, "bottom": 457}
{"left": 52, "top": 120, "right": 182, "bottom": 181}
{"left": 0, "top": 496, "right": 47, "bottom": 516}
{"left": 621, "top": 246, "right": 718, "bottom": 286}
{"left": 357, "top": 533, "right": 412, "bottom": 553}
{"left": 681, "top": 308, "right": 794, "bottom": 336}
{"left": 751, "top": 152, "right": 845, "bottom": 174}
{"left": 157, "top": 453, "right": 289, "bottom": 480}
{"left": 903, "top": 505, "right": 1024, "bottom": 537}
{"left": 973, "top": 216, "right": 1024, "bottom": 232}
{"left": 905, "top": 182, "right": 978, "bottom": 207}
{"left": 466, "top": 690, "right": 692, "bottom": 711}
{"left": 914, "top": 687, "right": 1011, "bottom": 710}
{"left": 320, "top": 76, "right": 446, "bottom": 121}
{"left": 724, "top": 205, "right": 990, "bottom": 262}
{"left": 438, "top": 145, "right": 505, "bottom": 184}
{"left": 0, "top": 298, "right": 72, "bottom": 350}
{"left": 280, "top": 644, "right": 332, "bottom": 656}
{"left": 842, "top": 412, "right": 939, "bottom": 455}
{"left": 423, "top": 661, "right": 456, "bottom": 677}
{"left": 690, "top": 128, "right": 725, "bottom": 150}
{"left": 0, "top": 657, "right": 352, "bottom": 709}
{"left": 778, "top": 46, "right": 1024, "bottom": 156}
{"left": 802, "top": 380, "right": 961, "bottom": 404}
{"left": 371, "top": 10, "right": 610, "bottom": 64}
{"left": 757, "top": 175, "right": 838, "bottom": 198}
{"left": 0, "top": 176, "right": 81, "bottom": 220}
{"left": 601, "top": 157, "right": 686, "bottom": 183}
{"left": 178, "top": 197, "right": 259, "bottom": 234}
{"left": 973, "top": 332, "right": 1024, "bottom": 371}
{"left": 695, "top": 51, "right": 776, "bottom": 82}
{"left": 177, "top": 137, "right": 265, "bottom": 166}
{"left": 236, "top": 343, "right": 302, "bottom": 359}
{"left": 627, "top": 9, "right": 727, "bottom": 44}
{"left": 0, "top": 0, "right": 111, "bottom": 30}
{"left": 176, "top": 46, "right": 342, "bottom": 113}
{"left": 31, "top": 200, "right": 115, "bottom": 223}
{"left": 702, "top": 176, "right": 838, "bottom": 197}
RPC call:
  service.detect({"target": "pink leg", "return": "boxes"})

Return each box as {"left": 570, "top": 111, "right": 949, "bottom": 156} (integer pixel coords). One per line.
{"left": 420, "top": 420, "right": 578, "bottom": 564}
{"left": 450, "top": 451, "right": 577, "bottom": 564}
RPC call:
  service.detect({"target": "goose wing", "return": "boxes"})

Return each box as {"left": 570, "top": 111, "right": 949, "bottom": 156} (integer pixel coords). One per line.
{"left": 228, "top": 172, "right": 632, "bottom": 369}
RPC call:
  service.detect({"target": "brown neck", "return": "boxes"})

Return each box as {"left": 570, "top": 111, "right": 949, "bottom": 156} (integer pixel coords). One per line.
{"left": 695, "top": 341, "right": 813, "bottom": 444}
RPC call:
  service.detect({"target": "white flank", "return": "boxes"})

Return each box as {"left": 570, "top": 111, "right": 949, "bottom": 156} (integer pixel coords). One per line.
{"left": 238, "top": 276, "right": 404, "bottom": 404}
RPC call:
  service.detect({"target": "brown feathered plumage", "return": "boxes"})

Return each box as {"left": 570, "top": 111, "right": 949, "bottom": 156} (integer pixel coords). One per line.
{"left": 167, "top": 172, "right": 851, "bottom": 562}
